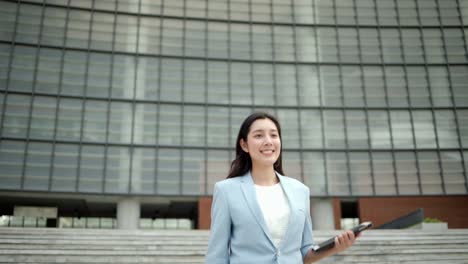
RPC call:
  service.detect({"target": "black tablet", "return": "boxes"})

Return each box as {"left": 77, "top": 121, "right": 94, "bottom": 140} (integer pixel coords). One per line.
{"left": 312, "top": 221, "right": 372, "bottom": 252}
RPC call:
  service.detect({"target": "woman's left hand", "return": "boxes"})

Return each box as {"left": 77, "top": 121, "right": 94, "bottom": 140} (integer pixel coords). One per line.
{"left": 333, "top": 230, "right": 357, "bottom": 253}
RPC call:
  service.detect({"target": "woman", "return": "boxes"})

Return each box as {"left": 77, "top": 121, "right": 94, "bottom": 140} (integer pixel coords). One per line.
{"left": 205, "top": 112, "right": 357, "bottom": 264}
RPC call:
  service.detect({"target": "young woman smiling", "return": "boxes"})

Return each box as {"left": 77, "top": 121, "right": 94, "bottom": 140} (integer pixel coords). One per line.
{"left": 205, "top": 112, "right": 357, "bottom": 264}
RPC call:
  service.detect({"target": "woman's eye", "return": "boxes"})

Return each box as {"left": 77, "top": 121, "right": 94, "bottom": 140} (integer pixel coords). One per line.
{"left": 254, "top": 134, "right": 262, "bottom": 138}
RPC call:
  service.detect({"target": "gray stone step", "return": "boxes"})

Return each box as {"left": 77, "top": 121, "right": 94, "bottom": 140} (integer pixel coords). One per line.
{"left": 1, "top": 228, "right": 467, "bottom": 264}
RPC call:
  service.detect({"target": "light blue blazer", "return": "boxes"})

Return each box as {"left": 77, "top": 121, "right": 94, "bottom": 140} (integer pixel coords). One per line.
{"left": 205, "top": 172, "right": 315, "bottom": 264}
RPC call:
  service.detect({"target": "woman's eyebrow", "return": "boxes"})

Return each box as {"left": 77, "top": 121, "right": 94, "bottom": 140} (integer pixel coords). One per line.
{"left": 251, "top": 129, "right": 278, "bottom": 133}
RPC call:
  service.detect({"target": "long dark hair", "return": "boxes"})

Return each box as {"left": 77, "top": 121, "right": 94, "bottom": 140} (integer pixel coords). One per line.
{"left": 227, "top": 112, "right": 284, "bottom": 178}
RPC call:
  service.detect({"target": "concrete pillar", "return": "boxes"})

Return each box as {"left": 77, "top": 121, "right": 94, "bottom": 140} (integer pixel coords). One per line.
{"left": 311, "top": 198, "right": 335, "bottom": 230}
{"left": 117, "top": 197, "right": 140, "bottom": 229}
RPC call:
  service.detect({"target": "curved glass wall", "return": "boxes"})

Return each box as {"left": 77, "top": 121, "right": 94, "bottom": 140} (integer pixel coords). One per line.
{"left": 0, "top": 0, "right": 467, "bottom": 196}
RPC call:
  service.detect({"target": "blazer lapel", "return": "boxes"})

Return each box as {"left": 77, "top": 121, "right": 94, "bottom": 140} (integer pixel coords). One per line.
{"left": 240, "top": 172, "right": 275, "bottom": 248}
{"left": 276, "top": 173, "right": 297, "bottom": 249}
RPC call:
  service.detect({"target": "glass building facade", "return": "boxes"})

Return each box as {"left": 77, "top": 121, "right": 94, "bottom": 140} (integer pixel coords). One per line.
{"left": 0, "top": 0, "right": 467, "bottom": 199}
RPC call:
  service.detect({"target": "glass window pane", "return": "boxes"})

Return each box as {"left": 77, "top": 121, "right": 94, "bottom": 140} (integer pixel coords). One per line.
{"left": 111, "top": 55, "right": 135, "bottom": 99}
{"left": 231, "top": 62, "right": 252, "bottom": 105}
{"left": 83, "top": 100, "right": 108, "bottom": 143}
{"left": 136, "top": 57, "right": 160, "bottom": 101}
{"left": 457, "top": 110, "right": 468, "bottom": 148}
{"left": 131, "top": 147, "right": 156, "bottom": 194}
{"left": 105, "top": 146, "right": 130, "bottom": 194}
{"left": 184, "top": 60, "right": 205, "bottom": 103}
{"left": 386, "top": 66, "right": 408, "bottom": 107}
{"left": 0, "top": 2, "right": 17, "bottom": 42}
{"left": 444, "top": 29, "right": 466, "bottom": 63}
{"left": 376, "top": 0, "right": 398, "bottom": 26}
{"left": 363, "top": 66, "right": 386, "bottom": 107}
{"left": 9, "top": 46, "right": 35, "bottom": 93}
{"left": 79, "top": 145, "right": 105, "bottom": 193}
{"left": 303, "top": 152, "right": 326, "bottom": 196}
{"left": 51, "top": 144, "right": 79, "bottom": 192}
{"left": 324, "top": 110, "right": 346, "bottom": 148}
{"left": 338, "top": 28, "right": 359, "bottom": 62}
{"left": 66, "top": 10, "right": 91, "bottom": 49}
{"left": 158, "top": 104, "right": 181, "bottom": 145}
{"left": 182, "top": 149, "right": 204, "bottom": 195}
{"left": 297, "top": 66, "right": 320, "bottom": 106}
{"left": 413, "top": 110, "right": 436, "bottom": 148}
{"left": 274, "top": 26, "right": 294, "bottom": 61}
{"left": 418, "top": 151, "right": 443, "bottom": 194}
{"left": 207, "top": 107, "right": 229, "bottom": 147}
{"left": 357, "top": 0, "right": 377, "bottom": 25}
{"left": 87, "top": 53, "right": 111, "bottom": 98}
{"left": 451, "top": 66, "right": 468, "bottom": 106}
{"left": 230, "top": 23, "right": 250, "bottom": 60}
{"left": 2, "top": 94, "right": 30, "bottom": 138}
{"left": 252, "top": 25, "right": 272, "bottom": 61}
{"left": 346, "top": 110, "right": 369, "bottom": 149}
{"left": 359, "top": 28, "right": 380, "bottom": 63}
{"left": 349, "top": 152, "right": 373, "bottom": 195}
{"left": 368, "top": 111, "right": 391, "bottom": 149}
{"left": 435, "top": 110, "right": 459, "bottom": 148}
{"left": 109, "top": 102, "right": 132, "bottom": 144}
{"left": 230, "top": 108, "right": 252, "bottom": 146}
{"left": 207, "top": 22, "right": 228, "bottom": 58}
{"left": 160, "top": 58, "right": 182, "bottom": 101}
{"left": 397, "top": 0, "right": 418, "bottom": 25}
{"left": 390, "top": 110, "right": 414, "bottom": 149}
{"left": 62, "top": 51, "right": 86, "bottom": 96}
{"left": 134, "top": 103, "right": 157, "bottom": 145}
{"left": 373, "top": 152, "right": 397, "bottom": 195}
{"left": 423, "top": 29, "right": 445, "bottom": 63}
{"left": 407, "top": 67, "right": 430, "bottom": 107}
{"left": 441, "top": 151, "right": 466, "bottom": 194}
{"left": 156, "top": 148, "right": 182, "bottom": 195}
{"left": 253, "top": 64, "right": 275, "bottom": 105}
{"left": 114, "top": 14, "right": 137, "bottom": 53}
{"left": 208, "top": 61, "right": 229, "bottom": 104}
{"left": 30, "top": 96, "right": 56, "bottom": 140}
{"left": 207, "top": 150, "right": 230, "bottom": 195}
{"left": 277, "top": 109, "right": 300, "bottom": 148}
{"left": 428, "top": 67, "right": 452, "bottom": 106}
{"left": 317, "top": 28, "right": 338, "bottom": 62}
{"left": 327, "top": 152, "right": 350, "bottom": 195}
{"left": 381, "top": 29, "right": 402, "bottom": 63}
{"left": 320, "top": 66, "right": 341, "bottom": 106}
{"left": 185, "top": 21, "right": 205, "bottom": 57}
{"left": 342, "top": 66, "right": 364, "bottom": 107}
{"left": 90, "top": 13, "right": 114, "bottom": 51}
{"left": 316, "top": 0, "right": 335, "bottom": 24}
{"left": 36, "top": 48, "right": 61, "bottom": 94}
{"left": 296, "top": 27, "right": 317, "bottom": 62}
{"left": 395, "top": 151, "right": 419, "bottom": 195}
{"left": 300, "top": 110, "right": 323, "bottom": 149}
{"left": 275, "top": 65, "right": 297, "bottom": 106}
{"left": 283, "top": 151, "right": 302, "bottom": 182}
{"left": 183, "top": 106, "right": 205, "bottom": 146}
{"left": 161, "top": 19, "right": 183, "bottom": 56}
{"left": 16, "top": 4, "right": 41, "bottom": 44}
{"left": 56, "top": 98, "right": 82, "bottom": 141}
{"left": 0, "top": 140, "right": 25, "bottom": 189}
{"left": 139, "top": 17, "right": 161, "bottom": 55}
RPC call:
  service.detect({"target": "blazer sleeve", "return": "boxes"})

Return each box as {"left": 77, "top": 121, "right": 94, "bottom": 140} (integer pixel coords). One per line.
{"left": 300, "top": 187, "right": 315, "bottom": 258}
{"left": 205, "top": 182, "right": 231, "bottom": 264}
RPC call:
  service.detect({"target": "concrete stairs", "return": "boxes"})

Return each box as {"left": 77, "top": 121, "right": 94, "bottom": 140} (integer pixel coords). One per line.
{"left": 0, "top": 227, "right": 467, "bottom": 263}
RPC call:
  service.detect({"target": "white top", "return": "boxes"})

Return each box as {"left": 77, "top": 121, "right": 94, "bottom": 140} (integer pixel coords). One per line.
{"left": 255, "top": 183, "right": 291, "bottom": 248}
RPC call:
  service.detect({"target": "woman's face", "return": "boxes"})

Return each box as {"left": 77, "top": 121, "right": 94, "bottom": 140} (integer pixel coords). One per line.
{"left": 240, "top": 118, "right": 281, "bottom": 168}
